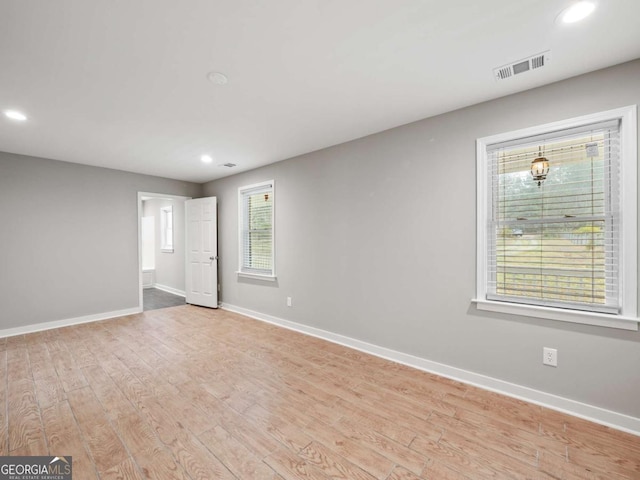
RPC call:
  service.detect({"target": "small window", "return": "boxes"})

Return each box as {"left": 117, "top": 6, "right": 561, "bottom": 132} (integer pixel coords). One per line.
{"left": 238, "top": 180, "right": 275, "bottom": 279}
{"left": 475, "top": 106, "right": 637, "bottom": 330}
{"left": 160, "top": 205, "right": 174, "bottom": 253}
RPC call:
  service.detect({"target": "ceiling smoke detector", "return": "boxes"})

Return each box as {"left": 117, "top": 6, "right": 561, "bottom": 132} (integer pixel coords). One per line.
{"left": 493, "top": 51, "right": 551, "bottom": 81}
{"left": 207, "top": 71, "right": 228, "bottom": 85}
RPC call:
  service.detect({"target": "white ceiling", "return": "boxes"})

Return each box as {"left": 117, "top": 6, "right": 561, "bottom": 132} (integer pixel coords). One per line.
{"left": 1, "top": 0, "right": 639, "bottom": 183}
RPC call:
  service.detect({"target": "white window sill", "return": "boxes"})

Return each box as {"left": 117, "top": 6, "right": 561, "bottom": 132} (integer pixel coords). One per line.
{"left": 161, "top": 248, "right": 174, "bottom": 253}
{"left": 472, "top": 299, "right": 638, "bottom": 331}
{"left": 237, "top": 271, "right": 277, "bottom": 282}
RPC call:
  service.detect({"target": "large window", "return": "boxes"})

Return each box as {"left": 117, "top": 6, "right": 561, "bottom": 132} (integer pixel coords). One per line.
{"left": 476, "top": 106, "right": 637, "bottom": 330}
{"left": 238, "top": 180, "right": 275, "bottom": 279}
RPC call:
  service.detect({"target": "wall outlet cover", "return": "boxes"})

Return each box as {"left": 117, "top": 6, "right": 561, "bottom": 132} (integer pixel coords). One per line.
{"left": 543, "top": 347, "right": 558, "bottom": 367}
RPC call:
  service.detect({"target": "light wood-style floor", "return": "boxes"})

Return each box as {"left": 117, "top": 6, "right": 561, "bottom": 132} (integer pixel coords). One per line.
{"left": 1, "top": 305, "right": 639, "bottom": 479}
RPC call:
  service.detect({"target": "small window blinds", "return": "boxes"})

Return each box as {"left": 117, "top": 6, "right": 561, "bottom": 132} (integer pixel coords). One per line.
{"left": 486, "top": 120, "right": 620, "bottom": 313}
{"left": 239, "top": 181, "right": 274, "bottom": 276}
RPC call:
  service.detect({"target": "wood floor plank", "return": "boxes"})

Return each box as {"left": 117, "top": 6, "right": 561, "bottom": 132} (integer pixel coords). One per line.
{"left": 164, "top": 429, "right": 237, "bottom": 480}
{"left": 34, "top": 374, "right": 67, "bottom": 408}
{"left": 0, "top": 351, "right": 7, "bottom": 455}
{"left": 264, "top": 446, "right": 331, "bottom": 480}
{"left": 244, "top": 402, "right": 315, "bottom": 453}
{"left": 100, "top": 457, "right": 145, "bottom": 480}
{"left": 7, "top": 378, "right": 45, "bottom": 453}
{"left": 453, "top": 405, "right": 566, "bottom": 456}
{"left": 537, "top": 450, "right": 618, "bottom": 480}
{"left": 5, "top": 335, "right": 26, "bottom": 351}
{"left": 103, "top": 360, "right": 237, "bottom": 480}
{"left": 41, "top": 400, "right": 99, "bottom": 480}
{"left": 386, "top": 465, "right": 423, "bottom": 480}
{"left": 437, "top": 428, "right": 553, "bottom": 479}
{"left": 566, "top": 442, "right": 639, "bottom": 478}
{"left": 112, "top": 412, "right": 166, "bottom": 456}
{"left": 114, "top": 413, "right": 187, "bottom": 479}
{"left": 8, "top": 437, "right": 47, "bottom": 456}
{"left": 562, "top": 417, "right": 640, "bottom": 469}
{"left": 81, "top": 364, "right": 138, "bottom": 421}
{"left": 333, "top": 398, "right": 417, "bottom": 447}
{"left": 3, "top": 305, "right": 638, "bottom": 480}
{"left": 26, "top": 342, "right": 54, "bottom": 379}
{"left": 411, "top": 431, "right": 517, "bottom": 479}
{"left": 333, "top": 415, "right": 427, "bottom": 476}
{"left": 298, "top": 441, "right": 377, "bottom": 480}
{"left": 444, "top": 392, "right": 541, "bottom": 436}
{"left": 213, "top": 402, "right": 283, "bottom": 459}
{"left": 6, "top": 346, "right": 31, "bottom": 383}
{"left": 65, "top": 386, "right": 128, "bottom": 473}
{"left": 198, "top": 424, "right": 282, "bottom": 479}
{"left": 68, "top": 341, "right": 98, "bottom": 369}
{"left": 134, "top": 446, "right": 192, "bottom": 480}
{"left": 47, "top": 343, "right": 88, "bottom": 393}
{"left": 304, "top": 418, "right": 395, "bottom": 479}
{"left": 427, "top": 410, "right": 539, "bottom": 467}
{"left": 421, "top": 461, "right": 476, "bottom": 480}
{"left": 173, "top": 379, "right": 283, "bottom": 459}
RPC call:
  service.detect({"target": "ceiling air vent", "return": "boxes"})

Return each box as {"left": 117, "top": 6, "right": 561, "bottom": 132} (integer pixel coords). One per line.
{"left": 494, "top": 50, "right": 550, "bottom": 81}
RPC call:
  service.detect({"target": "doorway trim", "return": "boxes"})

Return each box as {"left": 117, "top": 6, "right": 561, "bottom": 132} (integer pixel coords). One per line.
{"left": 137, "top": 192, "right": 192, "bottom": 312}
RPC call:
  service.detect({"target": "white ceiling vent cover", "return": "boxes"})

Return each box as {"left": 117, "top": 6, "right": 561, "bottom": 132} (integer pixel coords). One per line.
{"left": 494, "top": 51, "right": 551, "bottom": 81}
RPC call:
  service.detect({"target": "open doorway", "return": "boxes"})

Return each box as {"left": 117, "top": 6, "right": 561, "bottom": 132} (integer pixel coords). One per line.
{"left": 138, "top": 192, "right": 190, "bottom": 311}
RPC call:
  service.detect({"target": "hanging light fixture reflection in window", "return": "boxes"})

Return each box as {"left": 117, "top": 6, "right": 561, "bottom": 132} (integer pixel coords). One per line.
{"left": 531, "top": 146, "right": 550, "bottom": 187}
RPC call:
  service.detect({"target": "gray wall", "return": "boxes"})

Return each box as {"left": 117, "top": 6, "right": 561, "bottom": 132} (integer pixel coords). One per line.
{"left": 0, "top": 153, "right": 201, "bottom": 328}
{"left": 203, "top": 59, "right": 640, "bottom": 418}
{"left": 142, "top": 198, "right": 187, "bottom": 293}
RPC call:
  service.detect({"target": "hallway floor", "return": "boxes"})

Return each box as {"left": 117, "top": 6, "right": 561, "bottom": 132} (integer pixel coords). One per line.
{"left": 143, "top": 288, "right": 185, "bottom": 311}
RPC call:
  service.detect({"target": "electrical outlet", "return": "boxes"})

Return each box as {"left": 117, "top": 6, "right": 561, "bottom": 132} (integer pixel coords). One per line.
{"left": 286, "top": 296, "right": 292, "bottom": 307}
{"left": 543, "top": 347, "right": 558, "bottom": 367}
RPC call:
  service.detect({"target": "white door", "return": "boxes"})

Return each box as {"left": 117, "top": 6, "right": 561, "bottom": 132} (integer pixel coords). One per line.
{"left": 185, "top": 197, "right": 218, "bottom": 308}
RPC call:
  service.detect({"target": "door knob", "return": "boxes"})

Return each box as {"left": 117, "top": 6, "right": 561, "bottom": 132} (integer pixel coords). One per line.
{"left": 209, "top": 256, "right": 218, "bottom": 261}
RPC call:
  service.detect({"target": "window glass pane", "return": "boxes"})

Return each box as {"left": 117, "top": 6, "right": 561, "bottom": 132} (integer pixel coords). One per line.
{"left": 160, "top": 206, "right": 174, "bottom": 251}
{"left": 494, "top": 220, "right": 607, "bottom": 305}
{"left": 488, "top": 127, "right": 619, "bottom": 312}
{"left": 239, "top": 183, "right": 274, "bottom": 275}
{"left": 496, "top": 133, "right": 608, "bottom": 222}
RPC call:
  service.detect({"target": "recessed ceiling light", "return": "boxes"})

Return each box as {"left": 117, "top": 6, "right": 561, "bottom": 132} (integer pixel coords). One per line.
{"left": 201, "top": 154, "right": 213, "bottom": 164}
{"left": 560, "top": 1, "right": 596, "bottom": 23}
{"left": 4, "top": 110, "right": 27, "bottom": 121}
{"left": 207, "top": 71, "right": 228, "bottom": 85}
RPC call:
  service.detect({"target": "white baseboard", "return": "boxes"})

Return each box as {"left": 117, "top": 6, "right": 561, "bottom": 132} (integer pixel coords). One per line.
{"left": 0, "top": 307, "right": 142, "bottom": 339}
{"left": 221, "top": 302, "right": 640, "bottom": 437}
{"left": 153, "top": 284, "right": 186, "bottom": 297}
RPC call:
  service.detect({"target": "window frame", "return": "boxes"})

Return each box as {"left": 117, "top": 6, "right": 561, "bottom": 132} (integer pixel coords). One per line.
{"left": 474, "top": 106, "right": 638, "bottom": 331}
{"left": 160, "top": 205, "right": 174, "bottom": 253}
{"left": 237, "top": 180, "right": 276, "bottom": 281}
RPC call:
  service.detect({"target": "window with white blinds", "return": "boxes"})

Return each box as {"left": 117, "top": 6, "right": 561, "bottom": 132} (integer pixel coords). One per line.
{"left": 487, "top": 120, "right": 620, "bottom": 313}
{"left": 160, "top": 205, "right": 174, "bottom": 253}
{"left": 238, "top": 180, "right": 274, "bottom": 278}
{"left": 476, "top": 106, "right": 637, "bottom": 329}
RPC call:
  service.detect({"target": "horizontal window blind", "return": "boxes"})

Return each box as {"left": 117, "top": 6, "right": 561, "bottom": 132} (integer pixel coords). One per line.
{"left": 240, "top": 183, "right": 274, "bottom": 275}
{"left": 486, "top": 120, "right": 620, "bottom": 313}
{"left": 160, "top": 206, "right": 173, "bottom": 250}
